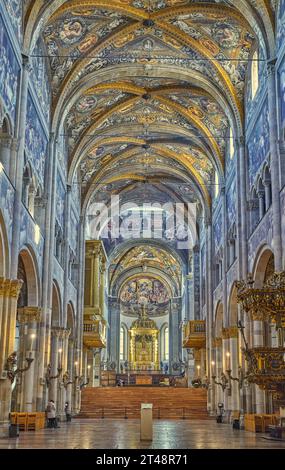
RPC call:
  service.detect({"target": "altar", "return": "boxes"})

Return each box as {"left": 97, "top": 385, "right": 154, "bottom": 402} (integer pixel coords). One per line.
{"left": 128, "top": 306, "right": 159, "bottom": 371}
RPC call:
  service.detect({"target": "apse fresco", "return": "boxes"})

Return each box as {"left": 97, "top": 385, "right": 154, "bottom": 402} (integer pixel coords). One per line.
{"left": 120, "top": 277, "right": 170, "bottom": 316}
{"left": 31, "top": 39, "right": 51, "bottom": 124}
{"left": 279, "top": 58, "right": 285, "bottom": 127}
{"left": 25, "top": 93, "right": 48, "bottom": 185}
{"left": 247, "top": 99, "right": 270, "bottom": 187}
{"left": 2, "top": 0, "right": 22, "bottom": 44}
{"left": 0, "top": 15, "right": 20, "bottom": 121}
{"left": 278, "top": 0, "right": 285, "bottom": 50}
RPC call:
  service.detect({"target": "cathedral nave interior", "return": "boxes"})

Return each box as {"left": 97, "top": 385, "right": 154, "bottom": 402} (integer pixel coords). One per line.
{"left": 0, "top": 0, "right": 285, "bottom": 450}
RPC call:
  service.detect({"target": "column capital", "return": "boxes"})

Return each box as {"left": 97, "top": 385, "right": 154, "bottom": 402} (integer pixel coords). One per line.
{"left": 51, "top": 326, "right": 66, "bottom": 338}
{"left": 17, "top": 307, "right": 42, "bottom": 323}
{"left": 9, "top": 279, "right": 23, "bottom": 299}
{"left": 222, "top": 326, "right": 238, "bottom": 339}
{"left": 212, "top": 337, "right": 222, "bottom": 348}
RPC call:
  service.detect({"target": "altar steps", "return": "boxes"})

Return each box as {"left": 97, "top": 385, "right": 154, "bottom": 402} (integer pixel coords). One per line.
{"left": 78, "top": 387, "right": 210, "bottom": 420}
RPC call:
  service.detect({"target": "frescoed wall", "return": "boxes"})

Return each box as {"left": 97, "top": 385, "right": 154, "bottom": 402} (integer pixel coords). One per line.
{"left": 2, "top": 0, "right": 22, "bottom": 44}
{"left": 25, "top": 92, "right": 48, "bottom": 185}
{"left": 0, "top": 169, "right": 15, "bottom": 243}
{"left": 279, "top": 57, "right": 285, "bottom": 129}
{"left": 31, "top": 39, "right": 51, "bottom": 124}
{"left": 0, "top": 14, "right": 20, "bottom": 122}
{"left": 247, "top": 99, "right": 270, "bottom": 187}
{"left": 213, "top": 207, "right": 223, "bottom": 251}
{"left": 226, "top": 177, "right": 236, "bottom": 227}
{"left": 20, "top": 206, "right": 44, "bottom": 273}
{"left": 70, "top": 207, "right": 79, "bottom": 253}
{"left": 277, "top": 0, "right": 285, "bottom": 51}
{"left": 56, "top": 171, "right": 66, "bottom": 229}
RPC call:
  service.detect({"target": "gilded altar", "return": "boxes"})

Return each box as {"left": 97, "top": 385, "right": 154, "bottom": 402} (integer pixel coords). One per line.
{"left": 129, "top": 306, "right": 159, "bottom": 371}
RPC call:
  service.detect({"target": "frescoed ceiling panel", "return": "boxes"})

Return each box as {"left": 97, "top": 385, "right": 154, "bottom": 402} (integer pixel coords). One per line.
{"left": 23, "top": 0, "right": 269, "bottom": 231}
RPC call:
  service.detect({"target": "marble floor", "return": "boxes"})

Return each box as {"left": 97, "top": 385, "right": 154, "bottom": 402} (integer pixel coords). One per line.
{"left": 0, "top": 419, "right": 285, "bottom": 449}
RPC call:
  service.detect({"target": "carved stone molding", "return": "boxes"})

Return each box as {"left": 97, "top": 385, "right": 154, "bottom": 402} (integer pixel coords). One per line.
{"left": 17, "top": 307, "right": 42, "bottom": 324}
{"left": 0, "top": 279, "right": 23, "bottom": 299}
{"left": 222, "top": 326, "right": 238, "bottom": 339}
{"left": 213, "top": 337, "right": 222, "bottom": 348}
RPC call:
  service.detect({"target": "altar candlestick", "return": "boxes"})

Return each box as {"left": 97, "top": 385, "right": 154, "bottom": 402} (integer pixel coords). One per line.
{"left": 211, "top": 361, "right": 215, "bottom": 376}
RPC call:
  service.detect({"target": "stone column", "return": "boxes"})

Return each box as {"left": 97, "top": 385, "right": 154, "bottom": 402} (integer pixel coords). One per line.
{"left": 0, "top": 279, "right": 22, "bottom": 437}
{"left": 267, "top": 60, "right": 282, "bottom": 270}
{"left": 236, "top": 136, "right": 248, "bottom": 279}
{"left": 0, "top": 135, "right": 12, "bottom": 175}
{"left": 214, "top": 339, "right": 223, "bottom": 409}
{"left": 222, "top": 337, "right": 230, "bottom": 415}
{"left": 108, "top": 297, "right": 120, "bottom": 371}
{"left": 66, "top": 337, "right": 74, "bottom": 411}
{"left": 264, "top": 179, "right": 271, "bottom": 212}
{"left": 205, "top": 218, "right": 215, "bottom": 413}
{"left": 253, "top": 319, "right": 265, "bottom": 413}
{"left": 49, "top": 327, "right": 60, "bottom": 405}
{"left": 8, "top": 138, "right": 19, "bottom": 187}
{"left": 257, "top": 190, "right": 265, "bottom": 220}
{"left": 17, "top": 308, "right": 41, "bottom": 412}
{"left": 169, "top": 299, "right": 181, "bottom": 374}
{"left": 93, "top": 248, "right": 100, "bottom": 314}
{"left": 99, "top": 259, "right": 106, "bottom": 319}
{"left": 62, "top": 185, "right": 71, "bottom": 328}
{"left": 10, "top": 56, "right": 31, "bottom": 278}
{"left": 229, "top": 328, "right": 240, "bottom": 413}
{"left": 58, "top": 328, "right": 71, "bottom": 419}
{"left": 28, "top": 186, "right": 37, "bottom": 218}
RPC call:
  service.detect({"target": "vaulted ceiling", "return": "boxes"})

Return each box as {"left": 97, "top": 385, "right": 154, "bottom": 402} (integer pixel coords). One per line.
{"left": 23, "top": 0, "right": 276, "bottom": 255}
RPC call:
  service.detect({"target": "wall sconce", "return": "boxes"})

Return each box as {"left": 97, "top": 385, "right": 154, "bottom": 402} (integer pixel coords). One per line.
{"left": 45, "top": 363, "right": 62, "bottom": 388}
{"left": 5, "top": 352, "right": 34, "bottom": 384}
{"left": 212, "top": 372, "right": 230, "bottom": 392}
